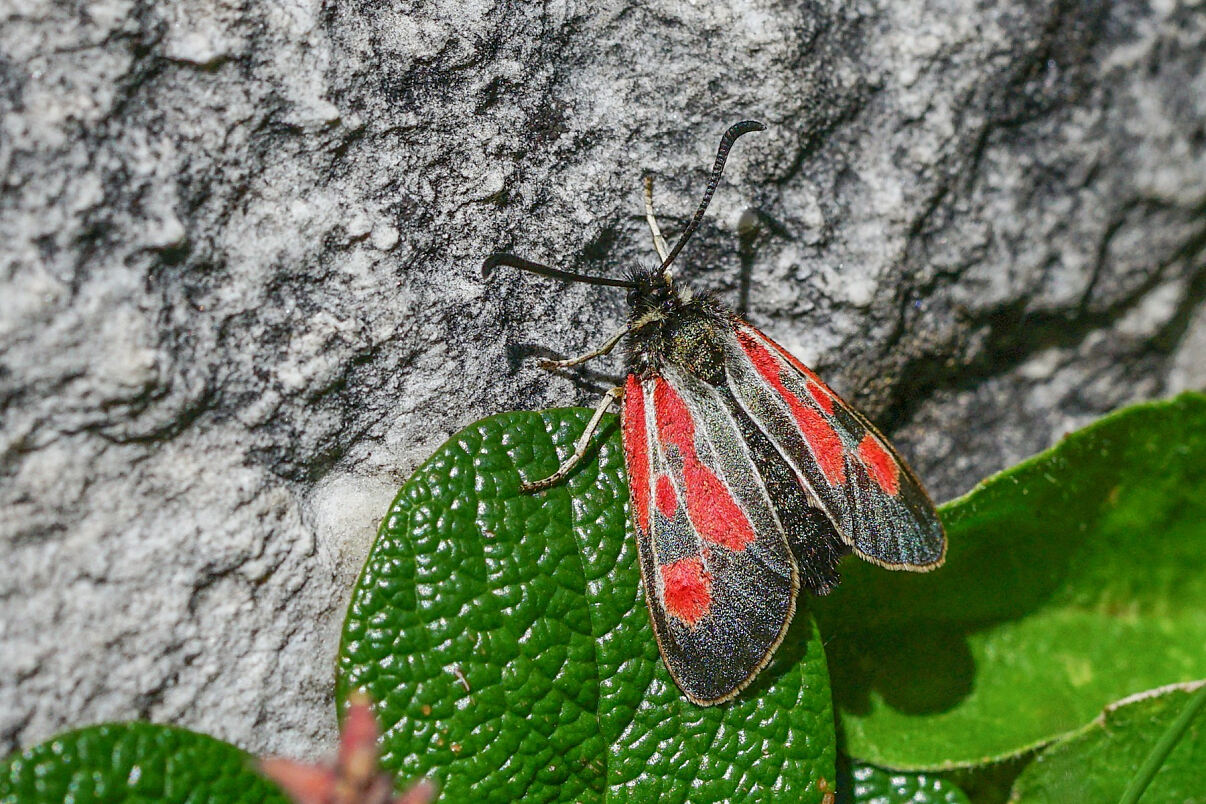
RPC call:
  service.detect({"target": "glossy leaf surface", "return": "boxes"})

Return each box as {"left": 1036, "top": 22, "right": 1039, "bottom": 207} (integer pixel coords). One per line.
{"left": 338, "top": 409, "right": 836, "bottom": 802}
{"left": 0, "top": 723, "right": 289, "bottom": 804}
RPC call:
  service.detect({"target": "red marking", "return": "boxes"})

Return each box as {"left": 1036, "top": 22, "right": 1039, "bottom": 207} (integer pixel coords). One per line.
{"left": 660, "top": 556, "right": 712, "bottom": 626}
{"left": 655, "top": 475, "right": 677, "bottom": 518}
{"left": 737, "top": 331, "right": 847, "bottom": 485}
{"left": 748, "top": 327, "right": 837, "bottom": 414}
{"left": 804, "top": 381, "right": 834, "bottom": 414}
{"left": 623, "top": 376, "right": 651, "bottom": 531}
{"left": 652, "top": 379, "right": 757, "bottom": 552}
{"left": 857, "top": 433, "right": 900, "bottom": 495}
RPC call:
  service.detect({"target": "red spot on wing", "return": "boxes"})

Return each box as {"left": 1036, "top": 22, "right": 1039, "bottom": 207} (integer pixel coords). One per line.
{"left": 737, "top": 331, "right": 847, "bottom": 485}
{"left": 805, "top": 380, "right": 835, "bottom": 414}
{"left": 749, "top": 327, "right": 837, "bottom": 414}
{"left": 655, "top": 475, "right": 677, "bottom": 518}
{"left": 623, "top": 375, "right": 651, "bottom": 532}
{"left": 857, "top": 433, "right": 900, "bottom": 495}
{"left": 660, "top": 556, "right": 712, "bottom": 626}
{"left": 652, "top": 379, "right": 757, "bottom": 552}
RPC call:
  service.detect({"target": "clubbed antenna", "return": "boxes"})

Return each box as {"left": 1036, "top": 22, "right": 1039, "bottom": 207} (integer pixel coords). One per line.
{"left": 659, "top": 120, "right": 765, "bottom": 272}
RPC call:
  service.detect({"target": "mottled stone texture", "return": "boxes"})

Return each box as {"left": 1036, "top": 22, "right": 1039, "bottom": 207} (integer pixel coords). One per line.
{"left": 1, "top": 0, "right": 1202, "bottom": 760}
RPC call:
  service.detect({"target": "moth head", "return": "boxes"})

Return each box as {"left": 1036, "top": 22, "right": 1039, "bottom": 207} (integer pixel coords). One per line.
{"left": 626, "top": 268, "right": 676, "bottom": 316}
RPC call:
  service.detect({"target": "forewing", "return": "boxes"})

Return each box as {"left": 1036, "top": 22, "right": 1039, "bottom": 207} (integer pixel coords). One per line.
{"left": 726, "top": 325, "right": 946, "bottom": 570}
{"left": 621, "top": 372, "right": 803, "bottom": 704}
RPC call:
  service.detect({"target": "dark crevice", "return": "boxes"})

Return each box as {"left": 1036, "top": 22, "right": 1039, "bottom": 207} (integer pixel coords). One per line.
{"left": 880, "top": 244, "right": 1206, "bottom": 434}
{"left": 864, "top": 0, "right": 1157, "bottom": 433}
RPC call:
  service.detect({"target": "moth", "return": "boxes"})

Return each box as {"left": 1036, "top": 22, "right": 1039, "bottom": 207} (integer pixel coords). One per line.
{"left": 484, "top": 121, "right": 946, "bottom": 705}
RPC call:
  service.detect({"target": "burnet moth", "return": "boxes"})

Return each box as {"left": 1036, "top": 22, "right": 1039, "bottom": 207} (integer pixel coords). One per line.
{"left": 483, "top": 121, "right": 946, "bottom": 705}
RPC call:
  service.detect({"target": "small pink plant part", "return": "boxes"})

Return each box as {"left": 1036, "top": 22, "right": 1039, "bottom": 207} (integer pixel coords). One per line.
{"left": 259, "top": 693, "right": 435, "bottom": 804}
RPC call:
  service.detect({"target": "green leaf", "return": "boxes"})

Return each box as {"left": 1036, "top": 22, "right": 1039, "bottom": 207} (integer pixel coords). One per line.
{"left": 0, "top": 722, "right": 289, "bottom": 804}
{"left": 814, "top": 392, "right": 1206, "bottom": 769}
{"left": 337, "top": 409, "right": 837, "bottom": 803}
{"left": 1010, "top": 684, "right": 1206, "bottom": 803}
{"left": 836, "top": 760, "right": 971, "bottom": 803}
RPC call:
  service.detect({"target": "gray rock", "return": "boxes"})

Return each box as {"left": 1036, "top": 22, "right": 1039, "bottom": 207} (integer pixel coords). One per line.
{"left": 1, "top": 0, "right": 1202, "bottom": 761}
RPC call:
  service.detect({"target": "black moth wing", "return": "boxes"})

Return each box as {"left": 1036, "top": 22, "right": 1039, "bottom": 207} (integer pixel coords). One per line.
{"left": 623, "top": 369, "right": 795, "bottom": 704}
{"left": 725, "top": 324, "right": 947, "bottom": 570}
{"left": 622, "top": 358, "right": 849, "bottom": 704}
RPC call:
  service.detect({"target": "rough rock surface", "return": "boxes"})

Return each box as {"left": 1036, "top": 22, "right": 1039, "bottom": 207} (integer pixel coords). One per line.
{"left": 1, "top": 0, "right": 1203, "bottom": 761}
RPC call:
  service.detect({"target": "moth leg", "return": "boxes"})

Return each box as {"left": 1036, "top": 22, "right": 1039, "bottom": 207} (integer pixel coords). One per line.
{"left": 643, "top": 175, "right": 671, "bottom": 262}
{"left": 540, "top": 325, "right": 628, "bottom": 370}
{"left": 520, "top": 386, "right": 624, "bottom": 493}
